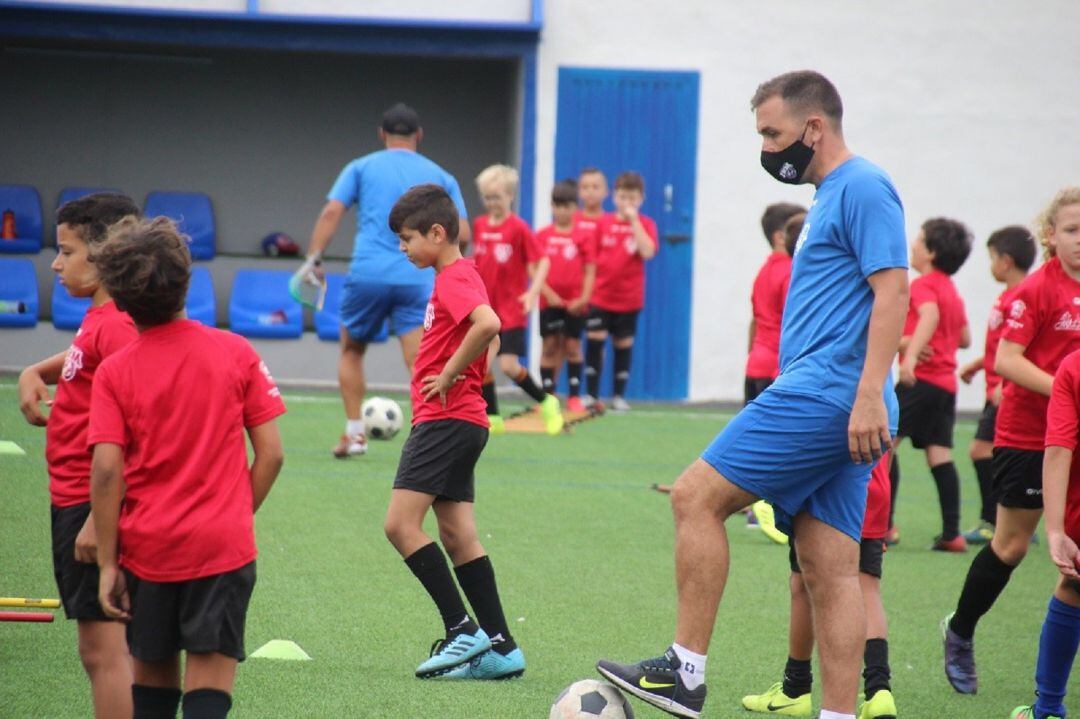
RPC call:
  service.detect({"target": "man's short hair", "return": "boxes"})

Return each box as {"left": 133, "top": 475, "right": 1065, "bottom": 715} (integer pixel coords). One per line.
{"left": 987, "top": 225, "right": 1037, "bottom": 272}
{"left": 95, "top": 217, "right": 191, "bottom": 327}
{"left": 614, "top": 171, "right": 645, "bottom": 193}
{"left": 760, "top": 202, "right": 807, "bottom": 245}
{"left": 922, "top": 217, "right": 973, "bottom": 275}
{"left": 56, "top": 192, "right": 140, "bottom": 246}
{"left": 388, "top": 184, "right": 460, "bottom": 242}
{"left": 381, "top": 102, "right": 421, "bottom": 136}
{"left": 751, "top": 70, "right": 844, "bottom": 126}
{"left": 551, "top": 180, "right": 578, "bottom": 205}
{"left": 783, "top": 213, "right": 807, "bottom": 257}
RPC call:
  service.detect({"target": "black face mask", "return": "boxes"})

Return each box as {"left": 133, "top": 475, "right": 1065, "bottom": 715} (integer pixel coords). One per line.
{"left": 761, "top": 124, "right": 815, "bottom": 184}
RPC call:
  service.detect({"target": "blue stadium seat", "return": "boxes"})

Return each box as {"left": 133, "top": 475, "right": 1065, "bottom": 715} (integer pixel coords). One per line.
{"left": 57, "top": 187, "right": 122, "bottom": 209}
{"left": 0, "top": 184, "right": 44, "bottom": 254}
{"left": 186, "top": 266, "right": 216, "bottom": 327}
{"left": 51, "top": 275, "right": 91, "bottom": 330}
{"left": 314, "top": 274, "right": 389, "bottom": 342}
{"left": 0, "top": 258, "right": 39, "bottom": 328}
{"left": 144, "top": 191, "right": 216, "bottom": 260}
{"left": 229, "top": 269, "right": 302, "bottom": 339}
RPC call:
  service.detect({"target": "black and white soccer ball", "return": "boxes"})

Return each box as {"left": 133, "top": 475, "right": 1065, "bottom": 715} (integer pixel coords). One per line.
{"left": 550, "top": 679, "right": 634, "bottom": 719}
{"left": 361, "top": 397, "right": 403, "bottom": 440}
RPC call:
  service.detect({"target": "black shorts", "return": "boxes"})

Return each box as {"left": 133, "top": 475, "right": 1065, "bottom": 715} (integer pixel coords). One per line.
{"left": 51, "top": 502, "right": 111, "bottom": 622}
{"left": 393, "top": 420, "right": 489, "bottom": 503}
{"left": 497, "top": 328, "right": 527, "bottom": 356}
{"left": 975, "top": 401, "right": 998, "bottom": 443}
{"left": 539, "top": 308, "right": 586, "bottom": 339}
{"left": 789, "top": 535, "right": 885, "bottom": 579}
{"left": 125, "top": 561, "right": 256, "bottom": 662}
{"left": 896, "top": 379, "right": 956, "bottom": 449}
{"left": 992, "top": 447, "right": 1044, "bottom": 509}
{"left": 744, "top": 377, "right": 773, "bottom": 405}
{"left": 585, "top": 308, "right": 639, "bottom": 339}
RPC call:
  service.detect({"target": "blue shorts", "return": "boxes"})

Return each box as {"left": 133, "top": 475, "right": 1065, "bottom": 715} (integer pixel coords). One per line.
{"left": 701, "top": 388, "right": 871, "bottom": 542}
{"left": 340, "top": 277, "right": 430, "bottom": 342}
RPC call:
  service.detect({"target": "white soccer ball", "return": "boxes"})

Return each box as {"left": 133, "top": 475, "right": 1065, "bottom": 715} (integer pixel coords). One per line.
{"left": 361, "top": 397, "right": 404, "bottom": 440}
{"left": 550, "top": 679, "right": 635, "bottom": 719}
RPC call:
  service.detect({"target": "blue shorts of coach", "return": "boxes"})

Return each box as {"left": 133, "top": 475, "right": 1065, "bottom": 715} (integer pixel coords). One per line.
{"left": 340, "top": 277, "right": 429, "bottom": 343}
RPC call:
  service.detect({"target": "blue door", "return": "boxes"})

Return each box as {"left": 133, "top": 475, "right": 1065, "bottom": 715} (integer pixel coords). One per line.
{"left": 554, "top": 67, "right": 699, "bottom": 400}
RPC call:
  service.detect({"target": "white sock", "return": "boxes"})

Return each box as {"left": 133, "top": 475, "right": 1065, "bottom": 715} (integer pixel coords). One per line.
{"left": 819, "top": 711, "right": 855, "bottom": 719}
{"left": 671, "top": 643, "right": 707, "bottom": 690}
{"left": 346, "top": 418, "right": 365, "bottom": 437}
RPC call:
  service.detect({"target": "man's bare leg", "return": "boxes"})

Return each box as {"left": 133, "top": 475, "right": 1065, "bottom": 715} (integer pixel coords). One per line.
{"left": 338, "top": 327, "right": 367, "bottom": 420}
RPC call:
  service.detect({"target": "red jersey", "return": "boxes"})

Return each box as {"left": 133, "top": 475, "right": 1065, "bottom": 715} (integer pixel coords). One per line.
{"left": 574, "top": 211, "right": 604, "bottom": 249}
{"left": 901, "top": 270, "right": 968, "bottom": 394}
{"left": 411, "top": 259, "right": 491, "bottom": 429}
{"left": 862, "top": 453, "right": 892, "bottom": 540}
{"left": 591, "top": 213, "right": 659, "bottom": 313}
{"left": 745, "top": 252, "right": 792, "bottom": 379}
{"left": 982, "top": 285, "right": 1019, "bottom": 402}
{"left": 46, "top": 301, "right": 137, "bottom": 508}
{"left": 537, "top": 223, "right": 596, "bottom": 309}
{"left": 1045, "top": 351, "right": 1080, "bottom": 541}
{"left": 996, "top": 257, "right": 1080, "bottom": 451}
{"left": 88, "top": 320, "right": 286, "bottom": 582}
{"left": 472, "top": 213, "right": 540, "bottom": 331}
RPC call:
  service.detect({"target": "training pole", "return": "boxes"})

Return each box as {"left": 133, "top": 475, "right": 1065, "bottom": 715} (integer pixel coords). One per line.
{"left": 0, "top": 597, "right": 61, "bottom": 609}
{"left": 0, "top": 611, "right": 54, "bottom": 623}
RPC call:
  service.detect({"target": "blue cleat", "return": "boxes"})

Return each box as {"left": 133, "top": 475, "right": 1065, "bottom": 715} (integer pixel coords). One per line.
{"left": 941, "top": 613, "right": 977, "bottom": 694}
{"left": 437, "top": 647, "right": 526, "bottom": 680}
{"left": 415, "top": 627, "right": 491, "bottom": 678}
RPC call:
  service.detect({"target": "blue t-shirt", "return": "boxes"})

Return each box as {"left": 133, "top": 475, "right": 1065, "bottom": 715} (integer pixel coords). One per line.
{"left": 327, "top": 149, "right": 468, "bottom": 284}
{"left": 772, "top": 156, "right": 907, "bottom": 422}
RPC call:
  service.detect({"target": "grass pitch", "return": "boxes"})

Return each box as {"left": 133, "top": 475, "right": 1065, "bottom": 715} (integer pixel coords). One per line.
{"left": 0, "top": 380, "right": 1071, "bottom": 718}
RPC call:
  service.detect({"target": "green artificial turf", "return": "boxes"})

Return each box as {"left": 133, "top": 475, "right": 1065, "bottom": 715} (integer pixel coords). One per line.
{"left": 0, "top": 380, "right": 1071, "bottom": 718}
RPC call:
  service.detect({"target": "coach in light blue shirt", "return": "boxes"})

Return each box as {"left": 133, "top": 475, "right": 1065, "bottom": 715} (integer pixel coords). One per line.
{"left": 299, "top": 103, "right": 470, "bottom": 459}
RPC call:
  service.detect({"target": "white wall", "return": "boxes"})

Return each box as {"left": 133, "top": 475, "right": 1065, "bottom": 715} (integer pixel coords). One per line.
{"left": 535, "top": 0, "right": 1080, "bottom": 409}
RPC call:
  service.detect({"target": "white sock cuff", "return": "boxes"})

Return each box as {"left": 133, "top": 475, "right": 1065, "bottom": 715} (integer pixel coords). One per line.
{"left": 346, "top": 418, "right": 365, "bottom": 436}
{"left": 671, "top": 643, "right": 707, "bottom": 667}
{"left": 818, "top": 711, "right": 855, "bottom": 719}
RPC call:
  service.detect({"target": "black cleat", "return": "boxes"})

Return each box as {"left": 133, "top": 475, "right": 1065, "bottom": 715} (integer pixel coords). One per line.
{"left": 596, "top": 647, "right": 707, "bottom": 719}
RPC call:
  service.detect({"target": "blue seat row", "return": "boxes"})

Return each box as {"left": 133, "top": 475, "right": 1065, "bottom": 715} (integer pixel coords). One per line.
{"left": 0, "top": 185, "right": 216, "bottom": 259}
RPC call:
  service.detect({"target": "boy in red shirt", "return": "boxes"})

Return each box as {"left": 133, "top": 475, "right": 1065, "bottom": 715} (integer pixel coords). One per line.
{"left": 471, "top": 163, "right": 562, "bottom": 435}
{"left": 89, "top": 217, "right": 286, "bottom": 719}
{"left": 958, "top": 226, "right": 1037, "bottom": 545}
{"left": 741, "top": 454, "right": 897, "bottom": 719}
{"left": 385, "top": 184, "right": 525, "bottom": 680}
{"left": 538, "top": 180, "right": 596, "bottom": 413}
{"left": 891, "top": 218, "right": 972, "bottom": 551}
{"left": 584, "top": 171, "right": 659, "bottom": 412}
{"left": 944, "top": 187, "right": 1080, "bottom": 696}
{"left": 17, "top": 193, "right": 140, "bottom": 719}
{"left": 574, "top": 166, "right": 608, "bottom": 245}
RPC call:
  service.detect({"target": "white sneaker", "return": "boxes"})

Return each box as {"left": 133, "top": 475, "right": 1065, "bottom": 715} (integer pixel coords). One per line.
{"left": 332, "top": 433, "right": 367, "bottom": 458}
{"left": 610, "top": 396, "right": 631, "bottom": 412}
{"left": 581, "top": 394, "right": 598, "bottom": 409}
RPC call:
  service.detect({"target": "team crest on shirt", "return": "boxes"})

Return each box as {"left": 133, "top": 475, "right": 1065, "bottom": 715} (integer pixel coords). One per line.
{"left": 1054, "top": 312, "right": 1080, "bottom": 332}
{"left": 424, "top": 301, "right": 435, "bottom": 331}
{"left": 60, "top": 346, "right": 83, "bottom": 382}
{"left": 1010, "top": 300, "right": 1026, "bottom": 319}
{"left": 494, "top": 243, "right": 513, "bottom": 264}
{"left": 563, "top": 243, "right": 578, "bottom": 260}
{"left": 259, "top": 361, "right": 281, "bottom": 398}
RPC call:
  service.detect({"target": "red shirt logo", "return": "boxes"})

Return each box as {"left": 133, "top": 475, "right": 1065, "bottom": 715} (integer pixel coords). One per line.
{"left": 1054, "top": 311, "right": 1080, "bottom": 332}
{"left": 494, "top": 243, "right": 513, "bottom": 264}
{"left": 1010, "top": 299, "right": 1027, "bottom": 319}
{"left": 61, "top": 346, "right": 83, "bottom": 382}
{"left": 423, "top": 301, "right": 435, "bottom": 331}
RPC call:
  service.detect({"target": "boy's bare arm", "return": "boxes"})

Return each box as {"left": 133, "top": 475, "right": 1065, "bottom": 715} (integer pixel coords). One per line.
{"left": 996, "top": 339, "right": 1054, "bottom": 396}
{"left": 248, "top": 420, "right": 285, "bottom": 512}
{"left": 960, "top": 355, "right": 984, "bottom": 384}
{"left": 630, "top": 214, "right": 657, "bottom": 259}
{"left": 899, "top": 301, "right": 939, "bottom": 384}
{"left": 90, "top": 443, "right": 125, "bottom": 570}
{"left": 18, "top": 350, "right": 67, "bottom": 426}
{"left": 422, "top": 305, "right": 501, "bottom": 406}
{"left": 521, "top": 258, "right": 551, "bottom": 312}
{"left": 1043, "top": 445, "right": 1080, "bottom": 579}
{"left": 959, "top": 323, "right": 972, "bottom": 349}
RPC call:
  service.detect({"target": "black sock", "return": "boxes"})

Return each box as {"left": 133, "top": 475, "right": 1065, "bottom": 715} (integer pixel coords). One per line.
{"left": 567, "top": 361, "right": 583, "bottom": 397}
{"left": 454, "top": 555, "right": 516, "bottom": 654}
{"left": 888, "top": 453, "right": 900, "bottom": 528}
{"left": 931, "top": 462, "right": 961, "bottom": 539}
{"left": 481, "top": 380, "right": 499, "bottom": 416}
{"left": 950, "top": 544, "right": 1017, "bottom": 640}
{"left": 132, "top": 684, "right": 182, "bottom": 719}
{"left": 585, "top": 340, "right": 604, "bottom": 397}
{"left": 182, "top": 689, "right": 232, "bottom": 719}
{"left": 514, "top": 368, "right": 549, "bottom": 403}
{"left": 863, "top": 638, "right": 891, "bottom": 699}
{"left": 540, "top": 367, "right": 555, "bottom": 394}
{"left": 613, "top": 346, "right": 632, "bottom": 397}
{"left": 974, "top": 458, "right": 996, "bottom": 525}
{"left": 782, "top": 656, "right": 812, "bottom": 697}
{"left": 404, "top": 542, "right": 472, "bottom": 636}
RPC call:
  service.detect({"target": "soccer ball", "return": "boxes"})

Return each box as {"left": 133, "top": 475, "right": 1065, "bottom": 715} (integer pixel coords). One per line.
{"left": 361, "top": 397, "right": 403, "bottom": 440}
{"left": 550, "top": 679, "right": 634, "bottom": 719}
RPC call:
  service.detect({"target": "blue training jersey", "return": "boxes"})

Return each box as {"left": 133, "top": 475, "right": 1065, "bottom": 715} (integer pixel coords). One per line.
{"left": 327, "top": 149, "right": 469, "bottom": 284}
{"left": 772, "top": 156, "right": 907, "bottom": 423}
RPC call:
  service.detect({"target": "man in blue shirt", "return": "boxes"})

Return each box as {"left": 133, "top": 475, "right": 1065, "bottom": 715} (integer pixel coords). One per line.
{"left": 299, "top": 103, "right": 470, "bottom": 458}
{"left": 597, "top": 71, "right": 909, "bottom": 719}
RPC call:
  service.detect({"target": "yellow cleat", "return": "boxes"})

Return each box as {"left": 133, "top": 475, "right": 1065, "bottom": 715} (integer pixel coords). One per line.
{"left": 858, "top": 689, "right": 897, "bottom": 719}
{"left": 539, "top": 395, "right": 565, "bottom": 435}
{"left": 752, "top": 501, "right": 789, "bottom": 545}
{"left": 488, "top": 415, "right": 505, "bottom": 435}
{"left": 741, "top": 682, "right": 812, "bottom": 717}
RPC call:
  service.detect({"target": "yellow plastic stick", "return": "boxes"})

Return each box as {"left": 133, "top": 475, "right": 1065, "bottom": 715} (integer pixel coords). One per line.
{"left": 0, "top": 597, "right": 61, "bottom": 608}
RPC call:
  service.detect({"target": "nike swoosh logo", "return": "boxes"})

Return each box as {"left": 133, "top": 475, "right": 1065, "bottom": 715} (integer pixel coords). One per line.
{"left": 767, "top": 700, "right": 800, "bottom": 710}
{"left": 639, "top": 678, "right": 675, "bottom": 690}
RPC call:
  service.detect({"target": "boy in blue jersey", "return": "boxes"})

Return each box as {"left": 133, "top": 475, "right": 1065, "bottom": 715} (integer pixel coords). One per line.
{"left": 297, "top": 103, "right": 471, "bottom": 458}
{"left": 597, "top": 71, "right": 909, "bottom": 719}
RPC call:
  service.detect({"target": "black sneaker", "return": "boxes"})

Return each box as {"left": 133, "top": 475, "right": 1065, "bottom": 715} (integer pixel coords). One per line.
{"left": 596, "top": 647, "right": 706, "bottom": 718}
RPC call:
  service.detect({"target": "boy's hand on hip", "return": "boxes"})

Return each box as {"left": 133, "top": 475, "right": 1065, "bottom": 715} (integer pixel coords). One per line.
{"left": 421, "top": 372, "right": 463, "bottom": 407}
{"left": 98, "top": 565, "right": 131, "bottom": 621}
